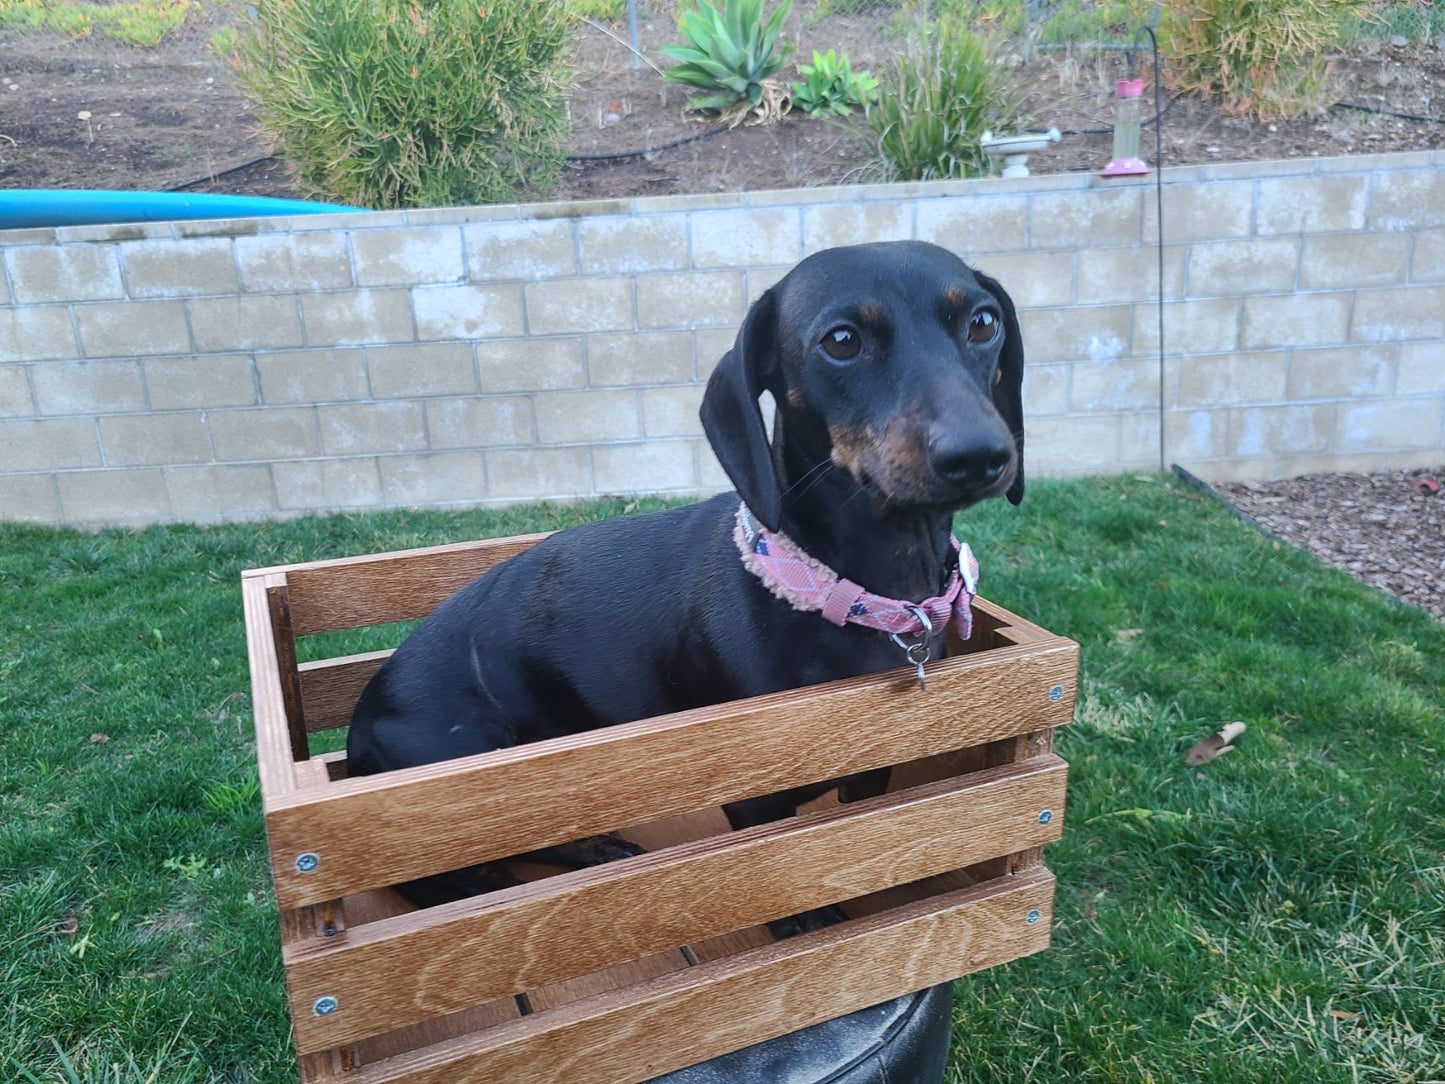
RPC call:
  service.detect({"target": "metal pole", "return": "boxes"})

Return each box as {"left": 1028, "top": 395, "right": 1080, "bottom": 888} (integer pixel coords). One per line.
{"left": 629, "top": 0, "right": 640, "bottom": 74}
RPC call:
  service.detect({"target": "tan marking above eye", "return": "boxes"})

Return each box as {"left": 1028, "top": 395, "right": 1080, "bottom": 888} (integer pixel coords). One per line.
{"left": 857, "top": 302, "right": 885, "bottom": 326}
{"left": 944, "top": 285, "right": 968, "bottom": 310}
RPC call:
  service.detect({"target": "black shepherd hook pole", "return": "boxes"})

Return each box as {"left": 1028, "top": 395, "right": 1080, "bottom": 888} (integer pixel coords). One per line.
{"left": 1132, "top": 23, "right": 1167, "bottom": 473}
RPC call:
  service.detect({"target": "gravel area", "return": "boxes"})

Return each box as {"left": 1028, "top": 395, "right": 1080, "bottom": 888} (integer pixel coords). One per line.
{"left": 1216, "top": 467, "right": 1445, "bottom": 619}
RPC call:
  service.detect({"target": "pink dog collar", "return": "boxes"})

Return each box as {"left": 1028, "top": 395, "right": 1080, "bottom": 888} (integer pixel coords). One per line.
{"left": 734, "top": 502, "right": 979, "bottom": 643}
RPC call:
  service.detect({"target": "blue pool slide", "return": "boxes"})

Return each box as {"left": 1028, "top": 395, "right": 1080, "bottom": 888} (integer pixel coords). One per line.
{"left": 0, "top": 190, "right": 366, "bottom": 230}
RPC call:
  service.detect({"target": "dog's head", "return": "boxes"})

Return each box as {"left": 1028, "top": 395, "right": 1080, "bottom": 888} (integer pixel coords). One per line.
{"left": 701, "top": 241, "right": 1025, "bottom": 532}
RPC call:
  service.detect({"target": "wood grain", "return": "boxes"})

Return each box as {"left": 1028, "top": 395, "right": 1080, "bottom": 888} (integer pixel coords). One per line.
{"left": 333, "top": 869, "right": 1056, "bottom": 1084}
{"left": 244, "top": 571, "right": 302, "bottom": 799}
{"left": 284, "top": 756, "right": 1066, "bottom": 1052}
{"left": 298, "top": 651, "right": 390, "bottom": 733}
{"left": 264, "top": 638, "right": 1077, "bottom": 908}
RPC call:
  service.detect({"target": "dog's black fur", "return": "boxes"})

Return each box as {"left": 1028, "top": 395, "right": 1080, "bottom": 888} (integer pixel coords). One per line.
{"left": 346, "top": 240, "right": 1025, "bottom": 908}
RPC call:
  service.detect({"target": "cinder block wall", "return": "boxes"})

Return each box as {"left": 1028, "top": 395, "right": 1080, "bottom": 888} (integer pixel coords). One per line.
{"left": 2, "top": 150, "right": 1441, "bottom": 527}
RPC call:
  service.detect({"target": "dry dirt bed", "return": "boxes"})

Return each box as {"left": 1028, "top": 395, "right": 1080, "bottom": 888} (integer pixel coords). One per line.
{"left": 0, "top": 12, "right": 1442, "bottom": 198}
{"left": 1218, "top": 468, "right": 1445, "bottom": 619}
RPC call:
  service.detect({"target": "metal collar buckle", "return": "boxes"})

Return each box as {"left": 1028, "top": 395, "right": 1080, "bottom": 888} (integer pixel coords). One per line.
{"left": 889, "top": 605, "right": 934, "bottom": 691}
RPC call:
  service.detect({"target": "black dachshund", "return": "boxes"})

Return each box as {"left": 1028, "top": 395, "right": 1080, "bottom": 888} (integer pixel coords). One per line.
{"left": 346, "top": 240, "right": 1025, "bottom": 908}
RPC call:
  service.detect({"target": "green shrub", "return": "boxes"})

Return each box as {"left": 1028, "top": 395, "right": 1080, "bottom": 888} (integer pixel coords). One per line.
{"left": 660, "top": 0, "right": 794, "bottom": 112}
{"left": 866, "top": 22, "right": 1019, "bottom": 181}
{"left": 236, "top": 0, "right": 574, "bottom": 209}
{"left": 1163, "top": 0, "right": 1360, "bottom": 120}
{"left": 791, "top": 49, "right": 878, "bottom": 115}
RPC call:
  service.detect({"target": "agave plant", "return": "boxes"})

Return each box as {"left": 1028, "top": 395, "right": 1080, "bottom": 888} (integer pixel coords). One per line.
{"left": 791, "top": 49, "right": 878, "bottom": 116}
{"left": 660, "top": 0, "right": 794, "bottom": 112}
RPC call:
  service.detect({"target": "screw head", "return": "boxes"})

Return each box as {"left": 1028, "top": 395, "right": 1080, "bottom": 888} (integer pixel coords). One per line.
{"left": 314, "top": 996, "right": 338, "bottom": 1016}
{"left": 1048, "top": 685, "right": 1064, "bottom": 702}
{"left": 294, "top": 852, "right": 320, "bottom": 873}
{"left": 1038, "top": 809, "right": 1053, "bottom": 825}
{"left": 1026, "top": 909, "right": 1042, "bottom": 925}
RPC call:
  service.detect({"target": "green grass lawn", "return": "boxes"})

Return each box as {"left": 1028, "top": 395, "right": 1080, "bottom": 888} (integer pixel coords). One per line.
{"left": 2, "top": 474, "right": 1441, "bottom": 1082}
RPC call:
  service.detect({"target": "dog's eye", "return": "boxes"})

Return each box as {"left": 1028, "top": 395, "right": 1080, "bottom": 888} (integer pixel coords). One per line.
{"left": 968, "top": 311, "right": 1000, "bottom": 344}
{"left": 821, "top": 326, "right": 860, "bottom": 361}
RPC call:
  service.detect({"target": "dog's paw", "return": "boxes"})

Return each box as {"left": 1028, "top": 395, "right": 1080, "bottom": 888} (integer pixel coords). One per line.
{"left": 766, "top": 903, "right": 849, "bottom": 941}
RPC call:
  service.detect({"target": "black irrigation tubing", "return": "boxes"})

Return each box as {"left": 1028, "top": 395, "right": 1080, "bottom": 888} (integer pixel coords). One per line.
{"left": 1333, "top": 100, "right": 1445, "bottom": 124}
{"left": 164, "top": 154, "right": 276, "bottom": 191}
{"left": 1060, "top": 92, "right": 1182, "bottom": 136}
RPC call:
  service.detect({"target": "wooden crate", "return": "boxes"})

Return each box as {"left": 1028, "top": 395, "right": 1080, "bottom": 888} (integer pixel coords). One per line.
{"left": 243, "top": 531, "right": 1076, "bottom": 1084}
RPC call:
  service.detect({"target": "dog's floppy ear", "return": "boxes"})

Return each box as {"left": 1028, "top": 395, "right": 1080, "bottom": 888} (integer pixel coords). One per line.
{"left": 975, "top": 269, "right": 1025, "bottom": 505}
{"left": 700, "top": 289, "right": 784, "bottom": 530}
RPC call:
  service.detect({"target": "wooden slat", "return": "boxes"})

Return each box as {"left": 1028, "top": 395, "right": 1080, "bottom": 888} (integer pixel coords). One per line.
{"left": 244, "top": 571, "right": 303, "bottom": 798}
{"left": 298, "top": 651, "right": 392, "bottom": 733}
{"left": 283, "top": 756, "right": 1066, "bottom": 1052}
{"left": 252, "top": 533, "right": 552, "bottom": 637}
{"left": 337, "top": 869, "right": 1056, "bottom": 1084}
{"left": 264, "top": 638, "right": 1078, "bottom": 908}
{"left": 267, "top": 584, "right": 311, "bottom": 761}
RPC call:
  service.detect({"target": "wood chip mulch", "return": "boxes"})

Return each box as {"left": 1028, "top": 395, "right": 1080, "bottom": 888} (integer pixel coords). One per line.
{"left": 1216, "top": 468, "right": 1445, "bottom": 619}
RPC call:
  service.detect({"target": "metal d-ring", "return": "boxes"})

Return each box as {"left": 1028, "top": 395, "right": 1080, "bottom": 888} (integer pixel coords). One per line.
{"left": 890, "top": 606, "right": 934, "bottom": 690}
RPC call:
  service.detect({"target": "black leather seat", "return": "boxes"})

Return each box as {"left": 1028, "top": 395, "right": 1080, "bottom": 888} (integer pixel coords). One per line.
{"left": 646, "top": 982, "right": 953, "bottom": 1084}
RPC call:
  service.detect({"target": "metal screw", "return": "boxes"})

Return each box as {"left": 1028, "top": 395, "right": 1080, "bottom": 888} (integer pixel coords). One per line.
{"left": 294, "top": 852, "right": 320, "bottom": 873}
{"left": 1038, "top": 809, "right": 1053, "bottom": 825}
{"left": 1026, "top": 909, "right": 1041, "bottom": 925}
{"left": 1049, "top": 685, "right": 1064, "bottom": 702}
{"left": 314, "top": 996, "right": 338, "bottom": 1016}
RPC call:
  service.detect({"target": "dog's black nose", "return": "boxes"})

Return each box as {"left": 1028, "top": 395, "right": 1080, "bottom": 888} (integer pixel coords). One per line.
{"left": 933, "top": 439, "right": 1012, "bottom": 491}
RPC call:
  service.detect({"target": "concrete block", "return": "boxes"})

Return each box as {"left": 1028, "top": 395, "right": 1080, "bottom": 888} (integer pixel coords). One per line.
{"left": 1177, "top": 351, "right": 1288, "bottom": 408}
{"left": 1256, "top": 175, "right": 1367, "bottom": 235}
{"left": 915, "top": 194, "right": 1027, "bottom": 255}
{"left": 1410, "top": 227, "right": 1445, "bottom": 283}
{"left": 1074, "top": 245, "right": 1186, "bottom": 305}
{"left": 578, "top": 214, "right": 689, "bottom": 274}
{"left": 1278, "top": 452, "right": 1387, "bottom": 477}
{"left": 99, "top": 411, "right": 212, "bottom": 466}
{"left": 367, "top": 342, "right": 476, "bottom": 398}
{"left": 1023, "top": 415, "right": 1121, "bottom": 473}
{"left": 1118, "top": 412, "right": 1164, "bottom": 468}
{"left": 1287, "top": 345, "right": 1395, "bottom": 400}
{"left": 485, "top": 446, "right": 590, "bottom": 500}
{"left": 743, "top": 265, "right": 791, "bottom": 305}
{"left": 592, "top": 440, "right": 697, "bottom": 492}
{"left": 1143, "top": 180, "right": 1253, "bottom": 242}
{"left": 1228, "top": 403, "right": 1334, "bottom": 457}
{"left": 0, "top": 474, "right": 60, "bottom": 522}
{"left": 1021, "top": 362, "right": 1068, "bottom": 416}
{"left": 209, "top": 407, "right": 319, "bottom": 461}
{"left": 76, "top": 299, "right": 191, "bottom": 357}
{"left": 1299, "top": 233, "right": 1411, "bottom": 289}
{"left": 534, "top": 389, "right": 640, "bottom": 443}
{"left": 1019, "top": 304, "right": 1132, "bottom": 364}
{"left": 0, "top": 417, "right": 102, "bottom": 470}
{"left": 425, "top": 395, "right": 534, "bottom": 448}
{"left": 32, "top": 359, "right": 145, "bottom": 415}
{"left": 1185, "top": 238, "right": 1299, "bottom": 297}
{"left": 1368, "top": 168, "right": 1445, "bottom": 230}
{"left": 145, "top": 354, "right": 257, "bottom": 410}
{"left": 255, "top": 348, "right": 368, "bottom": 405}
{"left": 1070, "top": 358, "right": 1160, "bottom": 413}
{"left": 1385, "top": 448, "right": 1445, "bottom": 472}
{"left": 465, "top": 218, "right": 577, "bottom": 281}
{"left": 802, "top": 201, "right": 912, "bottom": 251}
{"left": 525, "top": 277, "right": 634, "bottom": 335}
{"left": 188, "top": 294, "right": 305, "bottom": 352}
{"left": 642, "top": 385, "right": 705, "bottom": 438}
{"left": 57, "top": 468, "right": 169, "bottom": 524}
{"left": 691, "top": 207, "right": 802, "bottom": 268}
{"left": 121, "top": 237, "right": 238, "bottom": 297}
{"left": 1397, "top": 341, "right": 1445, "bottom": 395}
{"left": 635, "top": 271, "right": 744, "bottom": 330}
{"left": 235, "top": 231, "right": 354, "bottom": 291}
{"left": 164, "top": 463, "right": 276, "bottom": 521}
{"left": 977, "top": 250, "right": 1076, "bottom": 308}
{"left": 698, "top": 442, "right": 730, "bottom": 490}
{"left": 1182, "top": 457, "right": 1280, "bottom": 483}
{"left": 302, "top": 289, "right": 415, "bottom": 347}
{"left": 8, "top": 244, "right": 124, "bottom": 302}
{"left": 1135, "top": 296, "right": 1242, "bottom": 355}
{"left": 0, "top": 306, "right": 78, "bottom": 362}
{"left": 0, "top": 365, "right": 34, "bottom": 417}
{"left": 1240, "top": 292, "right": 1350, "bottom": 349}
{"left": 694, "top": 327, "right": 738, "bottom": 379}
{"left": 380, "top": 451, "right": 490, "bottom": 505}
{"left": 1028, "top": 187, "right": 1142, "bottom": 249}
{"left": 273, "top": 457, "right": 384, "bottom": 510}
{"left": 587, "top": 331, "right": 693, "bottom": 386}
{"left": 352, "top": 226, "right": 465, "bottom": 287}
{"left": 1350, "top": 285, "right": 1445, "bottom": 343}
{"left": 1164, "top": 408, "right": 1229, "bottom": 461}
{"left": 317, "top": 401, "right": 427, "bottom": 455}
{"left": 1335, "top": 397, "right": 1442, "bottom": 450}
{"left": 414, "top": 283, "right": 526, "bottom": 341}
{"left": 477, "top": 337, "right": 585, "bottom": 392}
